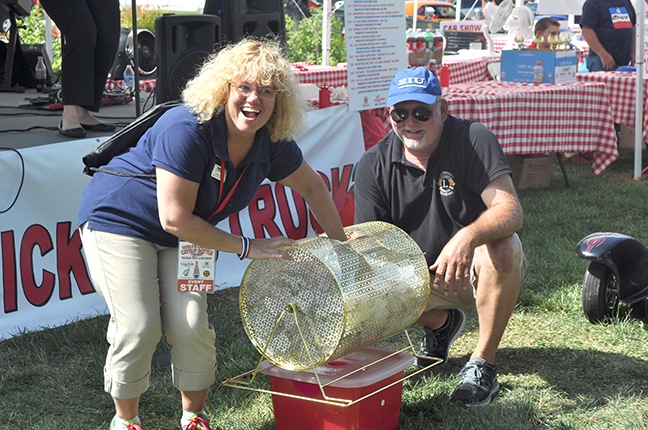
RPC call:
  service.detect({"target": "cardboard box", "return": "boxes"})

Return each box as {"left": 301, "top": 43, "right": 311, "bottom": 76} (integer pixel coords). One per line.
{"left": 261, "top": 347, "right": 414, "bottom": 430}
{"left": 500, "top": 49, "right": 577, "bottom": 84}
{"left": 618, "top": 124, "right": 634, "bottom": 148}
{"left": 506, "top": 154, "right": 553, "bottom": 190}
{"left": 617, "top": 124, "right": 646, "bottom": 149}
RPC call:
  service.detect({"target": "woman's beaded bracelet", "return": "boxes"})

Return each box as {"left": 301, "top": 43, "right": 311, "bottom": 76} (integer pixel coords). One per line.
{"left": 237, "top": 236, "right": 250, "bottom": 260}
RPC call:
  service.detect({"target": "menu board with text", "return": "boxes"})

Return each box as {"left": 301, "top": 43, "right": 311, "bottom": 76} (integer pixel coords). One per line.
{"left": 345, "top": 0, "right": 407, "bottom": 111}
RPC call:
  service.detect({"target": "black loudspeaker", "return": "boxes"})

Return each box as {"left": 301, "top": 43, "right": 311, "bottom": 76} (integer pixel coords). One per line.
{"left": 20, "top": 43, "right": 54, "bottom": 86}
{"left": 0, "top": 39, "right": 29, "bottom": 87}
{"left": 1, "top": 0, "right": 33, "bottom": 18}
{"left": 203, "top": 0, "right": 285, "bottom": 44}
{"left": 110, "top": 28, "right": 157, "bottom": 80}
{"left": 0, "top": 42, "right": 52, "bottom": 88}
{"left": 154, "top": 14, "right": 221, "bottom": 103}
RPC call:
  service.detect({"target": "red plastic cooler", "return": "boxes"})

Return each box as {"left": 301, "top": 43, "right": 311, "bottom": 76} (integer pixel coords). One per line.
{"left": 261, "top": 347, "right": 415, "bottom": 430}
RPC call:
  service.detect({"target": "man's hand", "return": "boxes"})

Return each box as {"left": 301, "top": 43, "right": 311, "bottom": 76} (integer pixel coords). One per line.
{"left": 429, "top": 230, "right": 474, "bottom": 297}
{"left": 600, "top": 51, "right": 616, "bottom": 70}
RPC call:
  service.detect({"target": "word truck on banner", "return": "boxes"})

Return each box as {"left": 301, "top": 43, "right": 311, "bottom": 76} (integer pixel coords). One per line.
{"left": 0, "top": 104, "right": 365, "bottom": 339}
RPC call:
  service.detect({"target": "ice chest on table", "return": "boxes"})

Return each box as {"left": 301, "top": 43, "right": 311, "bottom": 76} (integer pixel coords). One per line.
{"left": 261, "top": 347, "right": 415, "bottom": 430}
{"left": 500, "top": 49, "right": 577, "bottom": 84}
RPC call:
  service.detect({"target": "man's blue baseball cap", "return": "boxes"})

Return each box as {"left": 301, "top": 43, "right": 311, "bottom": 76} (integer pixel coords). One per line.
{"left": 388, "top": 67, "right": 442, "bottom": 107}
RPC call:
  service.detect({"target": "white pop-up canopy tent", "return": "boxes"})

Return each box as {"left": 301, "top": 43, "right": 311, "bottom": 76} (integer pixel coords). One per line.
{"left": 537, "top": 0, "right": 645, "bottom": 179}
{"left": 536, "top": 0, "right": 585, "bottom": 15}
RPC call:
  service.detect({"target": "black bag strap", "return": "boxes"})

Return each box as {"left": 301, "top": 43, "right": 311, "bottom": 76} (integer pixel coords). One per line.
{"left": 82, "top": 100, "right": 183, "bottom": 177}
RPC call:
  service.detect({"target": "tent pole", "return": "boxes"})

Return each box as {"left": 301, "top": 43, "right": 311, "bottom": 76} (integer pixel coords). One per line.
{"left": 634, "top": 0, "right": 645, "bottom": 180}
{"left": 322, "top": 0, "right": 332, "bottom": 66}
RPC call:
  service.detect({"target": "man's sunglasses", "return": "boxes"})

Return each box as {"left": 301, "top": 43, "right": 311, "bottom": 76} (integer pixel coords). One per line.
{"left": 389, "top": 106, "right": 434, "bottom": 123}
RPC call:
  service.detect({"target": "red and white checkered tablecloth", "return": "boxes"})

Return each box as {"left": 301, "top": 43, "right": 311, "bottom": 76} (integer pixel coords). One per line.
{"left": 442, "top": 57, "right": 501, "bottom": 84}
{"left": 291, "top": 62, "right": 348, "bottom": 88}
{"left": 294, "top": 58, "right": 497, "bottom": 89}
{"left": 576, "top": 71, "right": 648, "bottom": 141}
{"left": 444, "top": 80, "right": 618, "bottom": 175}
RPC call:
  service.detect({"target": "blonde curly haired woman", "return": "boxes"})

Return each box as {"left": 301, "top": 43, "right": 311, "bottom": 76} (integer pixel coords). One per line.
{"left": 77, "top": 37, "right": 346, "bottom": 430}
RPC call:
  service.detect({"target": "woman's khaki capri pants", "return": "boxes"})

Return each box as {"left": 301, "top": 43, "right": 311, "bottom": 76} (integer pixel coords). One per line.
{"left": 80, "top": 223, "right": 217, "bottom": 399}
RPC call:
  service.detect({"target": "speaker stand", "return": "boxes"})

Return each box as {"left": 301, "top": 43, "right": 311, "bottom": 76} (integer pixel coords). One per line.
{"left": 131, "top": 0, "right": 141, "bottom": 116}
{"left": 1, "top": 9, "right": 25, "bottom": 93}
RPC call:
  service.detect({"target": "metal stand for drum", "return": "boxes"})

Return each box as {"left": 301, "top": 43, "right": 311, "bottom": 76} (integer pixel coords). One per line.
{"left": 224, "top": 221, "right": 444, "bottom": 406}
{"left": 223, "top": 323, "right": 443, "bottom": 408}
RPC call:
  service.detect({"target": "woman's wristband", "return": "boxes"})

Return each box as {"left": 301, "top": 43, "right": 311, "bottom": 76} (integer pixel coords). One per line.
{"left": 237, "top": 236, "right": 250, "bottom": 260}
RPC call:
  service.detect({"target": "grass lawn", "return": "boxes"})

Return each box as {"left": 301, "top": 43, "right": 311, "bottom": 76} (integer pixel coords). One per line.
{"left": 1, "top": 149, "right": 648, "bottom": 430}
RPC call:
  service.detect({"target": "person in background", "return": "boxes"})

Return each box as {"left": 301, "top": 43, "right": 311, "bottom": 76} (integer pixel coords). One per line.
{"left": 580, "top": 0, "right": 636, "bottom": 71}
{"left": 77, "top": 38, "right": 347, "bottom": 430}
{"left": 530, "top": 17, "right": 562, "bottom": 49}
{"left": 354, "top": 67, "right": 526, "bottom": 408}
{"left": 38, "top": 0, "right": 119, "bottom": 137}
{"left": 529, "top": 17, "right": 583, "bottom": 62}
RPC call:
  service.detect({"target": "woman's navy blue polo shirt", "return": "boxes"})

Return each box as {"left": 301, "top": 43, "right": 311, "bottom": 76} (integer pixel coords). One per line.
{"left": 77, "top": 105, "right": 303, "bottom": 247}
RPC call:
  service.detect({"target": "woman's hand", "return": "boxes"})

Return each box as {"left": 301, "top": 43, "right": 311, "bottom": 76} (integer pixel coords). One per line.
{"left": 246, "top": 236, "right": 299, "bottom": 260}
{"left": 157, "top": 167, "right": 303, "bottom": 259}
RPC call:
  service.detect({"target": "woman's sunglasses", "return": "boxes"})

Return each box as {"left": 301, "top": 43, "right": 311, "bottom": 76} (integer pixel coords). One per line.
{"left": 389, "top": 106, "right": 434, "bottom": 123}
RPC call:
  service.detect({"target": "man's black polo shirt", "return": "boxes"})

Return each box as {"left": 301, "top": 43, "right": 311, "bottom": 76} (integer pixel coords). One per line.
{"left": 354, "top": 115, "right": 512, "bottom": 266}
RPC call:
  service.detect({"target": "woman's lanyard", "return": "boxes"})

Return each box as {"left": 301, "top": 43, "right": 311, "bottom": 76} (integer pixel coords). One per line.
{"left": 207, "top": 159, "right": 249, "bottom": 223}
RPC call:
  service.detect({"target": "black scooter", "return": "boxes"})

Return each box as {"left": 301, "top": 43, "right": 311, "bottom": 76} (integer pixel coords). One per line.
{"left": 575, "top": 232, "right": 648, "bottom": 323}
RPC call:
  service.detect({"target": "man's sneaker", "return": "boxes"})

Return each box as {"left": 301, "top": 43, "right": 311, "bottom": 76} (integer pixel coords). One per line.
{"left": 182, "top": 412, "right": 212, "bottom": 430}
{"left": 110, "top": 416, "right": 143, "bottom": 430}
{"left": 417, "top": 309, "right": 466, "bottom": 368}
{"left": 450, "top": 357, "right": 500, "bottom": 407}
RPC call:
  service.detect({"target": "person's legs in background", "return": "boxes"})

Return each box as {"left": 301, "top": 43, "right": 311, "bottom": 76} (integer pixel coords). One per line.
{"left": 38, "top": 0, "right": 120, "bottom": 135}
{"left": 81, "top": 0, "right": 120, "bottom": 122}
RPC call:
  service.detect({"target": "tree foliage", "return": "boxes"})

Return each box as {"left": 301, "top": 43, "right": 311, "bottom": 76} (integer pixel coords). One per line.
{"left": 120, "top": 4, "right": 169, "bottom": 35}
{"left": 285, "top": 10, "right": 347, "bottom": 65}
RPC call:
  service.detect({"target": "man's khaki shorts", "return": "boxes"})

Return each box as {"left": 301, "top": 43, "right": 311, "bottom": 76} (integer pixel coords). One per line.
{"left": 425, "top": 233, "right": 527, "bottom": 311}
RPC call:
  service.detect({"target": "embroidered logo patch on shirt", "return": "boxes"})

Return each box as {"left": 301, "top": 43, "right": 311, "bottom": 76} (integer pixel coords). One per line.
{"left": 437, "top": 171, "right": 456, "bottom": 196}
{"left": 609, "top": 7, "right": 632, "bottom": 29}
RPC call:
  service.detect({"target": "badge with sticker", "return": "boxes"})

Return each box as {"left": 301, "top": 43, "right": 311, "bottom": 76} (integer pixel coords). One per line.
{"left": 177, "top": 240, "right": 217, "bottom": 293}
{"left": 211, "top": 163, "right": 226, "bottom": 182}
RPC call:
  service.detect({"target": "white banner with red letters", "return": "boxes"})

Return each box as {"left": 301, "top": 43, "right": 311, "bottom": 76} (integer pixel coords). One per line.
{"left": 0, "top": 104, "right": 365, "bottom": 339}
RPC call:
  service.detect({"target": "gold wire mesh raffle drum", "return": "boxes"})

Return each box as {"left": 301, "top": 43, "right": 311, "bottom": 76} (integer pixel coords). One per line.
{"left": 239, "top": 221, "right": 430, "bottom": 371}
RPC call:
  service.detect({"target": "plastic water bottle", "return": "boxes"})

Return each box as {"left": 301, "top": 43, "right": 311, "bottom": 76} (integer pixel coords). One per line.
{"left": 35, "top": 56, "right": 47, "bottom": 92}
{"left": 533, "top": 61, "right": 543, "bottom": 84}
{"left": 123, "top": 64, "right": 135, "bottom": 94}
